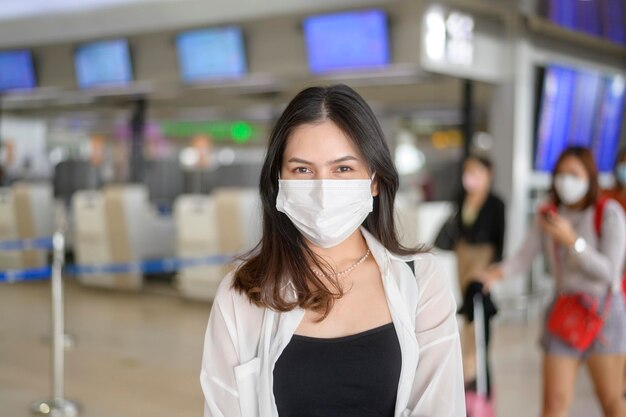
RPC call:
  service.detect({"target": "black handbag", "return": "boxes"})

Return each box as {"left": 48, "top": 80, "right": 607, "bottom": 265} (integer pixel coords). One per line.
{"left": 434, "top": 213, "right": 460, "bottom": 251}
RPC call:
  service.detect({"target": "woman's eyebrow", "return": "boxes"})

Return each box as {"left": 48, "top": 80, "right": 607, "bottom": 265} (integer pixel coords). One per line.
{"left": 286, "top": 155, "right": 359, "bottom": 165}
{"left": 286, "top": 157, "right": 313, "bottom": 165}
{"left": 328, "top": 155, "right": 359, "bottom": 164}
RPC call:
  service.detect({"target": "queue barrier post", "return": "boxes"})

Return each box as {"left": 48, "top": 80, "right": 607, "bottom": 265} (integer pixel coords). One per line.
{"left": 31, "top": 231, "right": 80, "bottom": 417}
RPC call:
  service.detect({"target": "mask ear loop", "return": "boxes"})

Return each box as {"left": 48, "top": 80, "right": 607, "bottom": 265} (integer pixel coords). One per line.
{"left": 370, "top": 172, "right": 378, "bottom": 198}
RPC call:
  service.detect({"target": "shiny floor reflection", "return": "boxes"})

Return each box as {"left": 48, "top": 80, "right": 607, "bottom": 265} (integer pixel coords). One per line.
{"left": 0, "top": 280, "right": 605, "bottom": 417}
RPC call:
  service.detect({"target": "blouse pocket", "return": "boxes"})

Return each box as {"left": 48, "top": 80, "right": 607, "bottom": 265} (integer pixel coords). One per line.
{"left": 234, "top": 357, "right": 261, "bottom": 417}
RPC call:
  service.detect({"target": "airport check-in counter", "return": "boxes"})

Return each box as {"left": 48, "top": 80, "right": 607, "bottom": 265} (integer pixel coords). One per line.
{"left": 0, "top": 182, "right": 54, "bottom": 271}
{"left": 175, "top": 188, "right": 261, "bottom": 301}
{"left": 72, "top": 184, "right": 176, "bottom": 290}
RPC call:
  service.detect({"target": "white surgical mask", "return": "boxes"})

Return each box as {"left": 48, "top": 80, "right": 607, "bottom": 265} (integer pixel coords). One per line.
{"left": 462, "top": 173, "right": 482, "bottom": 193}
{"left": 554, "top": 174, "right": 589, "bottom": 205}
{"left": 275, "top": 176, "right": 374, "bottom": 248}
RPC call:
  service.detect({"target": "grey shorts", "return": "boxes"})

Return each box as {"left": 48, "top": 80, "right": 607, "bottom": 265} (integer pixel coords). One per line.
{"left": 541, "top": 292, "right": 626, "bottom": 359}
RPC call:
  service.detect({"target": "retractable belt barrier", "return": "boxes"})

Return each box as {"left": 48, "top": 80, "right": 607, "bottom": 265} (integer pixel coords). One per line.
{"left": 0, "top": 266, "right": 53, "bottom": 283}
{"left": 65, "top": 254, "right": 235, "bottom": 276}
{"left": 0, "top": 232, "right": 237, "bottom": 417}
{"left": 0, "top": 255, "right": 235, "bottom": 283}
{"left": 0, "top": 236, "right": 54, "bottom": 283}
{"left": 0, "top": 237, "right": 54, "bottom": 251}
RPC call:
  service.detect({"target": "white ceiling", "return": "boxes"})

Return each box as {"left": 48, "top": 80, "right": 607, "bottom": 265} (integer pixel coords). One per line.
{"left": 0, "top": 0, "right": 161, "bottom": 21}
{"left": 0, "top": 0, "right": 388, "bottom": 48}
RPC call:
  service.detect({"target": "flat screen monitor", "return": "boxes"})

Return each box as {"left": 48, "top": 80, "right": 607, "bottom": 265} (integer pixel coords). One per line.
{"left": 143, "top": 160, "right": 184, "bottom": 210}
{"left": 594, "top": 75, "right": 626, "bottom": 172}
{"left": 74, "top": 39, "right": 133, "bottom": 88}
{"left": 534, "top": 65, "right": 625, "bottom": 172}
{"left": 53, "top": 160, "right": 101, "bottom": 202}
{"left": 567, "top": 70, "right": 603, "bottom": 148}
{"left": 176, "top": 26, "right": 246, "bottom": 82}
{"left": 535, "top": 66, "right": 576, "bottom": 172}
{"left": 601, "top": 0, "right": 626, "bottom": 45}
{"left": 545, "top": 0, "right": 625, "bottom": 45}
{"left": 0, "top": 49, "right": 36, "bottom": 92}
{"left": 303, "top": 9, "right": 390, "bottom": 74}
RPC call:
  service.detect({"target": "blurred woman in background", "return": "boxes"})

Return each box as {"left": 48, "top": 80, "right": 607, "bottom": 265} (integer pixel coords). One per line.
{"left": 481, "top": 147, "right": 626, "bottom": 417}
{"left": 453, "top": 155, "right": 505, "bottom": 389}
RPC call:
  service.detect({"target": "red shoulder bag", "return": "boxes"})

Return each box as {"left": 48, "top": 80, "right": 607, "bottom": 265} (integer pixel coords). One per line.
{"left": 547, "top": 292, "right": 610, "bottom": 351}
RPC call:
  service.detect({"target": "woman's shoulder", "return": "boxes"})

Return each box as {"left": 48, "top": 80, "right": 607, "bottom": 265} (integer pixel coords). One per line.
{"left": 602, "top": 198, "right": 626, "bottom": 224}
{"left": 410, "top": 252, "right": 443, "bottom": 279}
{"left": 487, "top": 192, "right": 505, "bottom": 208}
{"left": 390, "top": 251, "right": 447, "bottom": 287}
{"left": 209, "top": 271, "right": 266, "bottom": 360}
{"left": 400, "top": 253, "right": 453, "bottom": 302}
{"left": 213, "top": 270, "right": 266, "bottom": 318}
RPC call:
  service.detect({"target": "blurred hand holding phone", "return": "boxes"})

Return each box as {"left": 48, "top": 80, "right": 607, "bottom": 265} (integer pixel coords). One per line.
{"left": 539, "top": 204, "right": 558, "bottom": 219}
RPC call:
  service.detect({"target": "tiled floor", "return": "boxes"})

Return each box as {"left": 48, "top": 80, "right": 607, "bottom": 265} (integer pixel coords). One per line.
{"left": 0, "top": 280, "right": 608, "bottom": 417}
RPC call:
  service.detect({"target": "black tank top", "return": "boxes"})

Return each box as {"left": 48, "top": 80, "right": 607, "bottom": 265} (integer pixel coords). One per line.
{"left": 273, "top": 322, "right": 402, "bottom": 417}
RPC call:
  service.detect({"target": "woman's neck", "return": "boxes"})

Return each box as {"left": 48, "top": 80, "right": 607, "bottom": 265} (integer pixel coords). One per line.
{"left": 564, "top": 200, "right": 588, "bottom": 211}
{"left": 465, "top": 189, "right": 489, "bottom": 208}
{"left": 307, "top": 229, "right": 370, "bottom": 270}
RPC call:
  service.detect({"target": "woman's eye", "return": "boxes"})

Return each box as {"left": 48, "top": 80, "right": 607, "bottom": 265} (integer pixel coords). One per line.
{"left": 337, "top": 166, "right": 353, "bottom": 173}
{"left": 294, "top": 167, "right": 311, "bottom": 174}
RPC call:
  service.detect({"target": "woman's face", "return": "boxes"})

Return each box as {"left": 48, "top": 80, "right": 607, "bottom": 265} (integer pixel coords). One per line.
{"left": 462, "top": 158, "right": 491, "bottom": 195}
{"left": 554, "top": 155, "right": 590, "bottom": 206}
{"left": 281, "top": 120, "right": 378, "bottom": 195}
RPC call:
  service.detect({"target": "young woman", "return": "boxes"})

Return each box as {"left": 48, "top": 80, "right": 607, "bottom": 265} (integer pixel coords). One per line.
{"left": 200, "top": 85, "right": 465, "bottom": 417}
{"left": 481, "top": 147, "right": 626, "bottom": 417}
{"left": 453, "top": 155, "right": 505, "bottom": 387}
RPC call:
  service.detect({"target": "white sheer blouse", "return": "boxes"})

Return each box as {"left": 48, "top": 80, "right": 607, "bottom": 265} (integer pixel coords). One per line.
{"left": 200, "top": 228, "right": 466, "bottom": 417}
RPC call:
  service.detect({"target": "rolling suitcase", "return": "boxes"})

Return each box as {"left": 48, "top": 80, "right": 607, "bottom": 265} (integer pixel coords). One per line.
{"left": 465, "top": 293, "right": 496, "bottom": 417}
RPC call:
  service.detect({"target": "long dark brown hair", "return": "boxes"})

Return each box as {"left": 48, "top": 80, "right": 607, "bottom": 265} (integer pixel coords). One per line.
{"left": 550, "top": 146, "right": 599, "bottom": 209}
{"left": 232, "top": 84, "right": 426, "bottom": 318}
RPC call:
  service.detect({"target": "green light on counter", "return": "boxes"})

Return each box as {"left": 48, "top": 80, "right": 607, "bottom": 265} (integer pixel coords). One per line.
{"left": 161, "top": 120, "right": 257, "bottom": 143}
{"left": 231, "top": 122, "right": 253, "bottom": 143}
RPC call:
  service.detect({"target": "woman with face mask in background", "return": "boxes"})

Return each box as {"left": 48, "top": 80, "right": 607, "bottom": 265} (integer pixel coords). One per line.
{"left": 480, "top": 147, "right": 626, "bottom": 417}
{"left": 452, "top": 155, "right": 506, "bottom": 394}
{"left": 200, "top": 85, "right": 465, "bottom": 417}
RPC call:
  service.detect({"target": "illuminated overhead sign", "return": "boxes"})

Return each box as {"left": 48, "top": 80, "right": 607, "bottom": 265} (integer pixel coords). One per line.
{"left": 161, "top": 121, "right": 258, "bottom": 144}
{"left": 421, "top": 5, "right": 505, "bottom": 82}
{"left": 424, "top": 7, "right": 474, "bottom": 67}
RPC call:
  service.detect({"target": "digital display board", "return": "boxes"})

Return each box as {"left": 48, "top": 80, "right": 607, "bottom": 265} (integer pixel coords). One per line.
{"left": 74, "top": 39, "right": 133, "bottom": 88}
{"left": 535, "top": 65, "right": 625, "bottom": 172}
{"left": 303, "top": 9, "right": 390, "bottom": 74}
{"left": 0, "top": 49, "right": 36, "bottom": 92}
{"left": 176, "top": 26, "right": 246, "bottom": 82}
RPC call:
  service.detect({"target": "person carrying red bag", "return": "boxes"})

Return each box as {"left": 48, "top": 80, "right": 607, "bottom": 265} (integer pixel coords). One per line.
{"left": 480, "top": 147, "right": 626, "bottom": 417}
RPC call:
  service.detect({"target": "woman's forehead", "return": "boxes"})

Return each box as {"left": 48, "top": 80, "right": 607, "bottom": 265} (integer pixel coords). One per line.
{"left": 558, "top": 156, "right": 585, "bottom": 170}
{"left": 284, "top": 121, "right": 361, "bottom": 161}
